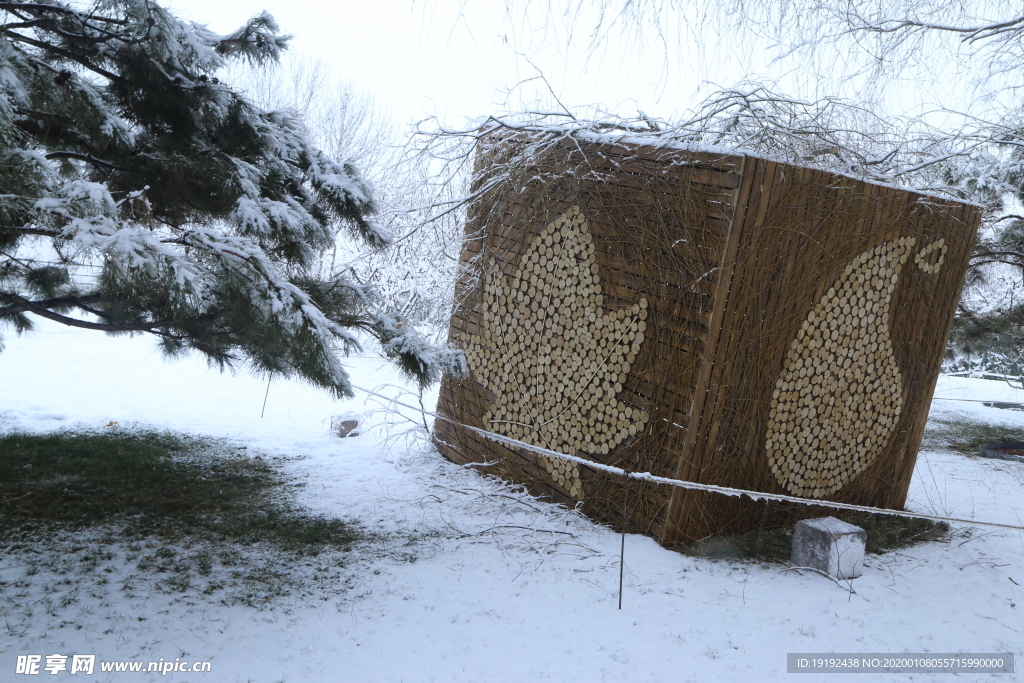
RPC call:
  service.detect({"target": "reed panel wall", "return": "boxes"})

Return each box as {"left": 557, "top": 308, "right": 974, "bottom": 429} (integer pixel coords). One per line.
{"left": 433, "top": 136, "right": 982, "bottom": 544}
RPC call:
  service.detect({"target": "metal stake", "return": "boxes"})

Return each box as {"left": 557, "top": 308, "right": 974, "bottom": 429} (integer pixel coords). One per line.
{"left": 260, "top": 376, "right": 272, "bottom": 418}
{"left": 618, "top": 473, "right": 629, "bottom": 610}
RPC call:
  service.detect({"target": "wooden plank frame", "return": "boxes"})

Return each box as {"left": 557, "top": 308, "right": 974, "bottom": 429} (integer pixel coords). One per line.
{"left": 434, "top": 135, "right": 982, "bottom": 545}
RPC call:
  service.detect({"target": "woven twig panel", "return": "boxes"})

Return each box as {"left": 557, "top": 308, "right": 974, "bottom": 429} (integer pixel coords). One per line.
{"left": 662, "top": 160, "right": 982, "bottom": 543}
{"left": 435, "top": 138, "right": 742, "bottom": 535}
{"left": 435, "top": 139, "right": 982, "bottom": 545}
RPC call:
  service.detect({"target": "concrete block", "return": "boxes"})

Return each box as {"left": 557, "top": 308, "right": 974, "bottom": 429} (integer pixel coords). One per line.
{"left": 791, "top": 517, "right": 866, "bottom": 580}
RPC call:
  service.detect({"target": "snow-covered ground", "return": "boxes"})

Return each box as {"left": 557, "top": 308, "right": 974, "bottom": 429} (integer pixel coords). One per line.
{"left": 1, "top": 320, "right": 1022, "bottom": 682}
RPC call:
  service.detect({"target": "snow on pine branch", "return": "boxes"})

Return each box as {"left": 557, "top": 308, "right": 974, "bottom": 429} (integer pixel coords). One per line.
{"left": 0, "top": 0, "right": 467, "bottom": 398}
{"left": 373, "top": 313, "right": 469, "bottom": 389}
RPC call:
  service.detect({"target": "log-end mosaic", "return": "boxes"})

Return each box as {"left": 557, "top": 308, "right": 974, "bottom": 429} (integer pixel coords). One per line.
{"left": 764, "top": 237, "right": 952, "bottom": 497}
{"left": 459, "top": 205, "right": 650, "bottom": 500}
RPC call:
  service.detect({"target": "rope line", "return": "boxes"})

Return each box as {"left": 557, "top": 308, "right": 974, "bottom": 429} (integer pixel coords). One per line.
{"left": 933, "top": 397, "right": 1024, "bottom": 404}
{"left": 352, "top": 385, "right": 1024, "bottom": 534}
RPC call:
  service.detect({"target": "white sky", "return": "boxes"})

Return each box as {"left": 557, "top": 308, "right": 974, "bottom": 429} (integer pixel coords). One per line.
{"left": 159, "top": 0, "right": 1003, "bottom": 151}
{"left": 162, "top": 0, "right": 734, "bottom": 126}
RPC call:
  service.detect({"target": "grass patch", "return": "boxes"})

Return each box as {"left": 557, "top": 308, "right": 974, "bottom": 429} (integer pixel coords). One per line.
{"left": 678, "top": 512, "right": 949, "bottom": 564}
{"left": 921, "top": 415, "right": 1024, "bottom": 455}
{"left": 0, "top": 429, "right": 358, "bottom": 552}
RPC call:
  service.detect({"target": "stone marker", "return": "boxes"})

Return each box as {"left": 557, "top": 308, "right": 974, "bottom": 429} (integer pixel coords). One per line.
{"left": 791, "top": 517, "right": 866, "bottom": 580}
{"left": 332, "top": 417, "right": 360, "bottom": 438}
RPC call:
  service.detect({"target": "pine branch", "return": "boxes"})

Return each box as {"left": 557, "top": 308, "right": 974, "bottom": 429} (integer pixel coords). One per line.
{"left": 0, "top": 226, "right": 62, "bottom": 238}
{"left": 0, "top": 292, "right": 110, "bottom": 317}
{"left": 1, "top": 28, "right": 124, "bottom": 83}
{"left": 1, "top": 2, "right": 136, "bottom": 45}
{"left": 0, "top": 291, "right": 175, "bottom": 334}
{"left": 44, "top": 151, "right": 141, "bottom": 175}
{"left": 0, "top": 2, "right": 128, "bottom": 25}
{"left": 0, "top": 1, "right": 456, "bottom": 395}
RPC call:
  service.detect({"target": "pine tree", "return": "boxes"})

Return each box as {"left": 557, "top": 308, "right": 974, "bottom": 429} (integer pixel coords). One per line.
{"left": 0, "top": 0, "right": 465, "bottom": 396}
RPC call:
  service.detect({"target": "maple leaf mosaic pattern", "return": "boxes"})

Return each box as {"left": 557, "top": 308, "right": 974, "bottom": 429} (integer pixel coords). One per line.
{"left": 460, "top": 206, "right": 651, "bottom": 499}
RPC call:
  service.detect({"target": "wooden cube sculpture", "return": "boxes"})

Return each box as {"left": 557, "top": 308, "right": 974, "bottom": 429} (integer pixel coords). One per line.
{"left": 433, "top": 134, "right": 981, "bottom": 545}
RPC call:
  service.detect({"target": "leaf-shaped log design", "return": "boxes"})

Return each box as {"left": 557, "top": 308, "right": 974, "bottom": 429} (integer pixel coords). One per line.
{"left": 764, "top": 237, "right": 950, "bottom": 498}
{"left": 915, "top": 238, "right": 947, "bottom": 275}
{"left": 461, "top": 206, "right": 650, "bottom": 500}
